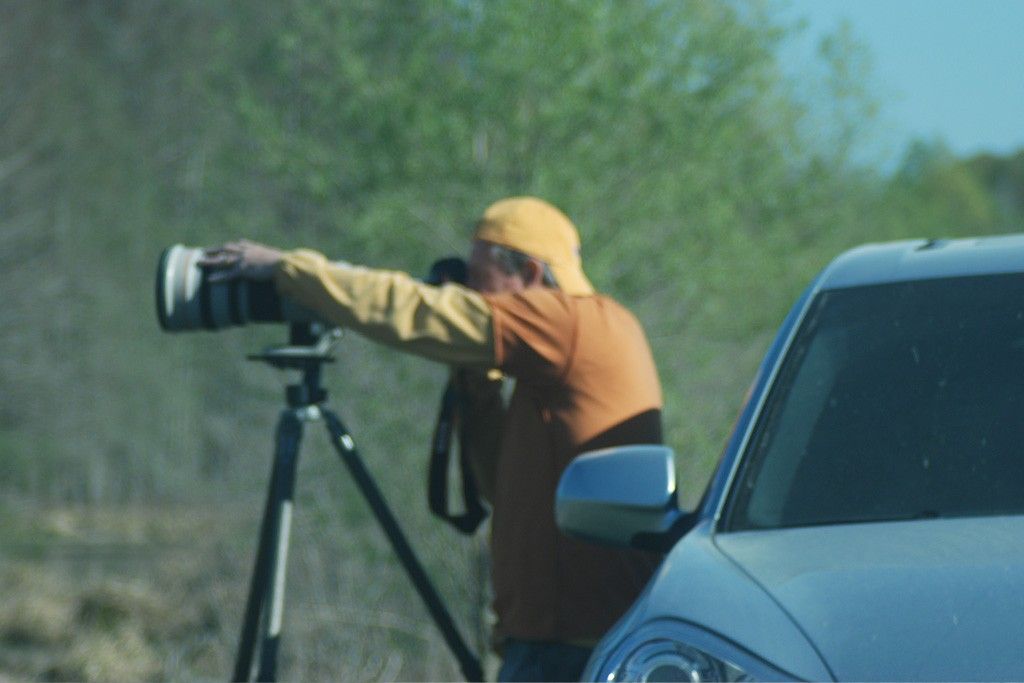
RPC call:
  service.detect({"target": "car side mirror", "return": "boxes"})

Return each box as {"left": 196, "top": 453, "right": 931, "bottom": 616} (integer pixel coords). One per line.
{"left": 556, "top": 445, "right": 693, "bottom": 551}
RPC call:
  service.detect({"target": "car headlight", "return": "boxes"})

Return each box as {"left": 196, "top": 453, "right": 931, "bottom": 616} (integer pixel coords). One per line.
{"left": 584, "top": 619, "right": 795, "bottom": 682}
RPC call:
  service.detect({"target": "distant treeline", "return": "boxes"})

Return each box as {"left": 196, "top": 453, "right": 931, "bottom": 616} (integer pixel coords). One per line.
{"left": 2, "top": 0, "right": 1021, "bottom": 506}
{"left": 2, "top": 2, "right": 1021, "bottom": 679}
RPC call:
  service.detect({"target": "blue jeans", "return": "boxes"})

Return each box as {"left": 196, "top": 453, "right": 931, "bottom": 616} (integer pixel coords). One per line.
{"left": 498, "top": 639, "right": 593, "bottom": 682}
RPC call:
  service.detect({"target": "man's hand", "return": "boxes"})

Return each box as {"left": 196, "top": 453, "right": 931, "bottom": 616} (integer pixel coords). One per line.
{"left": 199, "top": 239, "right": 284, "bottom": 282}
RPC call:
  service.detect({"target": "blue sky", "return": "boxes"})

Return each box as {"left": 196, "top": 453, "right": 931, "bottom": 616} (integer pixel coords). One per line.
{"left": 780, "top": 0, "right": 1024, "bottom": 159}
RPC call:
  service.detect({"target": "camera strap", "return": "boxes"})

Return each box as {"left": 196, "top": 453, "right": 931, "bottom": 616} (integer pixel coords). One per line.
{"left": 428, "top": 381, "right": 488, "bottom": 535}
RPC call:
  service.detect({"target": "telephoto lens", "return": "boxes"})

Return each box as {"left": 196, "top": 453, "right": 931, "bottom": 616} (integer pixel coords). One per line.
{"left": 156, "top": 244, "right": 319, "bottom": 332}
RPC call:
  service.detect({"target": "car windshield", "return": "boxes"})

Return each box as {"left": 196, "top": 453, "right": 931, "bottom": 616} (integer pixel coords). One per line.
{"left": 726, "top": 273, "right": 1024, "bottom": 531}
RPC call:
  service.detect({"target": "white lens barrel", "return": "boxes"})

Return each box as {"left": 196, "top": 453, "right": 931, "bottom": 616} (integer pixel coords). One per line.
{"left": 156, "top": 244, "right": 320, "bottom": 331}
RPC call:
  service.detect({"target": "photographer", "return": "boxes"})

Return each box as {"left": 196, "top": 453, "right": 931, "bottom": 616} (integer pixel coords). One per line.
{"left": 202, "top": 196, "right": 664, "bottom": 682}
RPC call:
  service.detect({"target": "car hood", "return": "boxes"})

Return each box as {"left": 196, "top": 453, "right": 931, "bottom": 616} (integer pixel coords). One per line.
{"left": 715, "top": 515, "right": 1024, "bottom": 681}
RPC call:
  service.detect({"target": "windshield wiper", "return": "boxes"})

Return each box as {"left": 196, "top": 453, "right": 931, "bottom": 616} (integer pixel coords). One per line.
{"left": 783, "top": 510, "right": 944, "bottom": 529}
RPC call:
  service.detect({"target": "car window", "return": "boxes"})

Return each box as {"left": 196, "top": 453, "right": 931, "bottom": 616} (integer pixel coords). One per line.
{"left": 726, "top": 273, "right": 1024, "bottom": 531}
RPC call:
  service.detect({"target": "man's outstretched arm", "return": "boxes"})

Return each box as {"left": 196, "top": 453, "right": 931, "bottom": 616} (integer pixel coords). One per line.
{"left": 200, "top": 240, "right": 498, "bottom": 368}
{"left": 274, "top": 249, "right": 496, "bottom": 368}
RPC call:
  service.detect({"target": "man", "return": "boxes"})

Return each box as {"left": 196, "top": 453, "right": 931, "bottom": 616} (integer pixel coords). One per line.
{"left": 203, "top": 197, "right": 664, "bottom": 681}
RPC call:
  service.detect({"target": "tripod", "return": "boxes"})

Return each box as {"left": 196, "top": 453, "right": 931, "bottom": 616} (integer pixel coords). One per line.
{"left": 232, "top": 324, "right": 484, "bottom": 682}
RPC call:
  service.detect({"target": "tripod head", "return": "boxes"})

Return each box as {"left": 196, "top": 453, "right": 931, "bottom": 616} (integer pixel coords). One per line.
{"left": 248, "top": 323, "right": 342, "bottom": 407}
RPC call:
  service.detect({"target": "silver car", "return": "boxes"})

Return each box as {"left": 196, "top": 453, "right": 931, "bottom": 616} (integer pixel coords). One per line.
{"left": 557, "top": 235, "right": 1024, "bottom": 681}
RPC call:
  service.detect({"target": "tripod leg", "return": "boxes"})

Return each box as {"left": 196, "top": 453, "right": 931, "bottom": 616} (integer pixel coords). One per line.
{"left": 321, "top": 408, "right": 484, "bottom": 683}
{"left": 233, "top": 409, "right": 304, "bottom": 683}
{"left": 233, "top": 438, "right": 284, "bottom": 682}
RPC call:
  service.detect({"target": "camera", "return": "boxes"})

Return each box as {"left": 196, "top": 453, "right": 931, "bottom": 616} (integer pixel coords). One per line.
{"left": 155, "top": 243, "right": 482, "bottom": 680}
{"left": 424, "top": 256, "right": 467, "bottom": 287}
{"left": 156, "top": 245, "right": 468, "bottom": 333}
{"left": 155, "top": 244, "right": 319, "bottom": 332}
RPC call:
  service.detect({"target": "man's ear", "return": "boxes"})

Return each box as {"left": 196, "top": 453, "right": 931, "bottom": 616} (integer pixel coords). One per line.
{"left": 521, "top": 258, "right": 546, "bottom": 289}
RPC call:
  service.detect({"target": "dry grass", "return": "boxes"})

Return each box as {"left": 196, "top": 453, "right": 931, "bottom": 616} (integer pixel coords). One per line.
{"left": 0, "top": 506, "right": 235, "bottom": 682}
{"left": 0, "top": 567, "right": 75, "bottom": 647}
{"left": 0, "top": 502, "right": 482, "bottom": 681}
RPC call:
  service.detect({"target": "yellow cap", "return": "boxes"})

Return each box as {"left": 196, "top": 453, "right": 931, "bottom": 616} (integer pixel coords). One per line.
{"left": 472, "top": 196, "right": 594, "bottom": 295}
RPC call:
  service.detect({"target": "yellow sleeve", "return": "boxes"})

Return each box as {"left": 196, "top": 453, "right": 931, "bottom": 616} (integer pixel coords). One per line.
{"left": 273, "top": 249, "right": 496, "bottom": 368}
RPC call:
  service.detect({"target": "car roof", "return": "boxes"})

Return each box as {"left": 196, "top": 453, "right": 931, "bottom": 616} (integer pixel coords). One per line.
{"left": 819, "top": 233, "right": 1024, "bottom": 290}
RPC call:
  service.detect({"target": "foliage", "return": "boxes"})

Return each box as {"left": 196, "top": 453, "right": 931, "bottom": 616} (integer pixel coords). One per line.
{"left": 1, "top": 0, "right": 1021, "bottom": 678}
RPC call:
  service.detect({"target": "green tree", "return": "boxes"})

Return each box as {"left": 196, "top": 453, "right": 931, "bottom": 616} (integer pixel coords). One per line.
{"left": 7, "top": 1, "right": 1019, "bottom": 679}
{"left": 889, "top": 139, "right": 1000, "bottom": 235}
